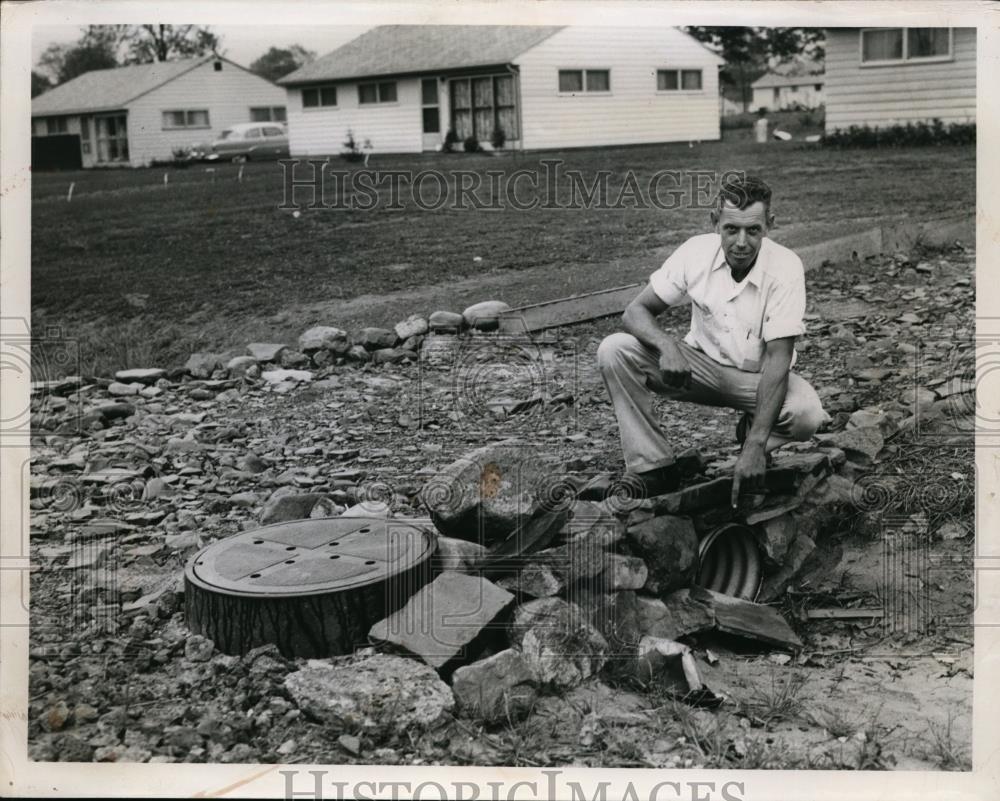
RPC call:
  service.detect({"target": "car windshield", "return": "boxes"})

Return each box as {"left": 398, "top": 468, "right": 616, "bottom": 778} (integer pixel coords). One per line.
{"left": 218, "top": 129, "right": 233, "bottom": 140}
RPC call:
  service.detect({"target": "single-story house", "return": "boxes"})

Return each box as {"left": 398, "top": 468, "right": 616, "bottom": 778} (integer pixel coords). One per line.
{"left": 824, "top": 27, "right": 976, "bottom": 132}
{"left": 278, "top": 25, "right": 725, "bottom": 154}
{"left": 751, "top": 63, "right": 824, "bottom": 112}
{"left": 31, "top": 55, "right": 287, "bottom": 167}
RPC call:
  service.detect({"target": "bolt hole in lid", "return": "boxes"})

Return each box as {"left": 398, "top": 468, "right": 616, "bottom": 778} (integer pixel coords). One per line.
{"left": 186, "top": 517, "right": 434, "bottom": 597}
{"left": 696, "top": 523, "right": 762, "bottom": 601}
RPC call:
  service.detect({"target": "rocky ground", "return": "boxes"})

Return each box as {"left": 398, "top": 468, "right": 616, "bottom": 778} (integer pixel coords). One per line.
{"left": 27, "top": 246, "right": 974, "bottom": 769}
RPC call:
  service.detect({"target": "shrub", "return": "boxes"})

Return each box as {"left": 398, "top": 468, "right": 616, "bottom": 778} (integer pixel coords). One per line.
{"left": 721, "top": 112, "right": 756, "bottom": 130}
{"left": 442, "top": 129, "right": 459, "bottom": 153}
{"left": 490, "top": 126, "right": 506, "bottom": 150}
{"left": 340, "top": 129, "right": 365, "bottom": 162}
{"left": 822, "top": 119, "right": 976, "bottom": 149}
{"left": 463, "top": 135, "right": 481, "bottom": 153}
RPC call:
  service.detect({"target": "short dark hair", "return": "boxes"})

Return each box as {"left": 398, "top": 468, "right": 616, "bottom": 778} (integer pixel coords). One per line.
{"left": 716, "top": 174, "right": 772, "bottom": 214}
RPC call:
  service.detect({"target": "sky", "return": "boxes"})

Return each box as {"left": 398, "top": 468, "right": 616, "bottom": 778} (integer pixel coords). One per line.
{"left": 31, "top": 24, "right": 370, "bottom": 74}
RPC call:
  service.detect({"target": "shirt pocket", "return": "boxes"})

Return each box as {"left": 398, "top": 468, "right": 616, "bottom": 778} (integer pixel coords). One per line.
{"left": 740, "top": 331, "right": 765, "bottom": 373}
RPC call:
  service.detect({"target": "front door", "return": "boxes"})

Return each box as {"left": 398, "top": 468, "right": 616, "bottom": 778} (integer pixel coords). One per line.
{"left": 95, "top": 113, "right": 129, "bottom": 164}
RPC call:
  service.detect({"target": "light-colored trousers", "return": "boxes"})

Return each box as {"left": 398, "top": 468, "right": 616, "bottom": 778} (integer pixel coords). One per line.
{"left": 597, "top": 332, "right": 830, "bottom": 473}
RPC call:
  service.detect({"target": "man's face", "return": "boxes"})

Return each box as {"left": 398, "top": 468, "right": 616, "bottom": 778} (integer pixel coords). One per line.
{"left": 713, "top": 201, "right": 773, "bottom": 272}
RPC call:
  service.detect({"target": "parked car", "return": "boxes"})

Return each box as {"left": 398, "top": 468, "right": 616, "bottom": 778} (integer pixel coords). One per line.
{"left": 190, "top": 123, "right": 289, "bottom": 162}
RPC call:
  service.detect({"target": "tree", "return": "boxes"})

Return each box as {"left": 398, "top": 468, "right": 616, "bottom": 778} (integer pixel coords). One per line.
{"left": 31, "top": 71, "right": 52, "bottom": 97}
{"left": 36, "top": 25, "right": 223, "bottom": 87}
{"left": 38, "top": 38, "right": 118, "bottom": 84}
{"left": 249, "top": 45, "right": 317, "bottom": 83}
{"left": 685, "top": 27, "right": 824, "bottom": 111}
{"left": 119, "top": 24, "right": 221, "bottom": 63}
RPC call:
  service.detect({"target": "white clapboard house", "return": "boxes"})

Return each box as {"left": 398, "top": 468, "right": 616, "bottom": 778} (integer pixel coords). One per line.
{"left": 279, "top": 25, "right": 724, "bottom": 154}
{"left": 750, "top": 62, "right": 824, "bottom": 112}
{"left": 31, "top": 56, "right": 287, "bottom": 167}
{"left": 824, "top": 27, "right": 976, "bottom": 132}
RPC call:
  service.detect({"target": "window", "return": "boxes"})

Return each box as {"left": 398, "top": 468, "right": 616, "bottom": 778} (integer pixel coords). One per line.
{"left": 908, "top": 28, "right": 951, "bottom": 58}
{"left": 449, "top": 74, "right": 517, "bottom": 141}
{"left": 681, "top": 69, "right": 702, "bottom": 90}
{"left": 245, "top": 127, "right": 263, "bottom": 139}
{"left": 302, "top": 87, "right": 337, "bottom": 108}
{"left": 80, "top": 117, "right": 91, "bottom": 154}
{"left": 214, "top": 61, "right": 223, "bottom": 72}
{"left": 421, "top": 78, "right": 440, "bottom": 134}
{"left": 790, "top": 85, "right": 798, "bottom": 93}
{"left": 861, "top": 28, "right": 951, "bottom": 64}
{"left": 262, "top": 126, "right": 285, "bottom": 137}
{"left": 46, "top": 117, "right": 68, "bottom": 135}
{"left": 815, "top": 83, "right": 822, "bottom": 91}
{"left": 250, "top": 106, "right": 288, "bottom": 122}
{"left": 95, "top": 114, "right": 128, "bottom": 162}
{"left": 657, "top": 69, "right": 703, "bottom": 92}
{"left": 559, "top": 70, "right": 583, "bottom": 92}
{"left": 657, "top": 70, "right": 679, "bottom": 91}
{"left": 558, "top": 69, "right": 610, "bottom": 94}
{"left": 161, "top": 110, "right": 209, "bottom": 129}
{"left": 585, "top": 70, "right": 610, "bottom": 92}
{"left": 358, "top": 81, "right": 397, "bottom": 104}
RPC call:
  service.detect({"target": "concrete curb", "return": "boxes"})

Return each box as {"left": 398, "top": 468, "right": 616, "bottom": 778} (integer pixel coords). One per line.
{"left": 798, "top": 213, "right": 973, "bottom": 272}
{"left": 496, "top": 214, "right": 975, "bottom": 331}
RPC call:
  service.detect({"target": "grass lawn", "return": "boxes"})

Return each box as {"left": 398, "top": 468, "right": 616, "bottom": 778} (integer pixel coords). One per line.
{"left": 31, "top": 138, "right": 974, "bottom": 375}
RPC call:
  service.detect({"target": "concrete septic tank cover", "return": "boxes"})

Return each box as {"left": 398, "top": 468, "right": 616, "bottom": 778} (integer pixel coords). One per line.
{"left": 184, "top": 517, "right": 435, "bottom": 658}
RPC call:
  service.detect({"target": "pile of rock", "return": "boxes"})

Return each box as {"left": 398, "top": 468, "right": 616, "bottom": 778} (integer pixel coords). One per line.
{"left": 306, "top": 405, "right": 923, "bottom": 726}
{"left": 178, "top": 300, "right": 514, "bottom": 388}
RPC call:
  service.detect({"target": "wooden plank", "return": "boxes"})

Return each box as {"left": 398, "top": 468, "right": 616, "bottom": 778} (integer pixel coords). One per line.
{"left": 497, "top": 282, "right": 643, "bottom": 333}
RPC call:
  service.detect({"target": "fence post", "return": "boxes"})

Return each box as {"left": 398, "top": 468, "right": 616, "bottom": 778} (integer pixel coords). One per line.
{"left": 163, "top": 172, "right": 169, "bottom": 186}
{"left": 66, "top": 182, "right": 75, "bottom": 202}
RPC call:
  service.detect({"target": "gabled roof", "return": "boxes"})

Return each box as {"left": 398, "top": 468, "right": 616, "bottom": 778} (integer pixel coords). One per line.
{"left": 32, "top": 56, "right": 247, "bottom": 117}
{"left": 279, "top": 25, "right": 566, "bottom": 85}
{"left": 752, "top": 72, "right": 825, "bottom": 89}
{"left": 752, "top": 59, "right": 824, "bottom": 89}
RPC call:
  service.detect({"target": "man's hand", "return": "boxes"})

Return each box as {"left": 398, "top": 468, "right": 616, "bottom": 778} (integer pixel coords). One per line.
{"left": 731, "top": 443, "right": 767, "bottom": 508}
{"left": 658, "top": 340, "right": 692, "bottom": 390}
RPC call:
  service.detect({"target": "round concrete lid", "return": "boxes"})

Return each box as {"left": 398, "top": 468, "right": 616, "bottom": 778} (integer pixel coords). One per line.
{"left": 187, "top": 517, "right": 435, "bottom": 598}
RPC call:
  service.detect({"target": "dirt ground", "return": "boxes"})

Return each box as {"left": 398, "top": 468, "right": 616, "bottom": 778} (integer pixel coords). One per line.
{"left": 26, "top": 236, "right": 974, "bottom": 768}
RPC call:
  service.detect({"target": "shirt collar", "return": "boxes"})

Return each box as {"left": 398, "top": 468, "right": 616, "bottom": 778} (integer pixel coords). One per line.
{"left": 712, "top": 237, "right": 766, "bottom": 293}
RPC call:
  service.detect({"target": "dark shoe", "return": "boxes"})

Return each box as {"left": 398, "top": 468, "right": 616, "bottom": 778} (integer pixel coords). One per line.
{"left": 629, "top": 462, "right": 681, "bottom": 497}
{"left": 576, "top": 463, "right": 679, "bottom": 502}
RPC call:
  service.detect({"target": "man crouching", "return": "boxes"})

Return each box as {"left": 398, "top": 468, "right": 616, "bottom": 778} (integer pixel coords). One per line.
{"left": 597, "top": 174, "right": 830, "bottom": 507}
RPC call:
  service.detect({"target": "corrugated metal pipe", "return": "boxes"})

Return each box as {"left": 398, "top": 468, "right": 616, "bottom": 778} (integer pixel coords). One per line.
{"left": 695, "top": 523, "right": 763, "bottom": 601}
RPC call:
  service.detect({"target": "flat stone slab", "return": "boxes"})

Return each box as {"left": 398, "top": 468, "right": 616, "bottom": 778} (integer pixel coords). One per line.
{"left": 692, "top": 586, "right": 803, "bottom": 652}
{"left": 247, "top": 343, "right": 288, "bottom": 362}
{"left": 369, "top": 571, "right": 514, "bottom": 668}
{"left": 261, "top": 369, "right": 313, "bottom": 384}
{"left": 113, "top": 368, "right": 164, "bottom": 384}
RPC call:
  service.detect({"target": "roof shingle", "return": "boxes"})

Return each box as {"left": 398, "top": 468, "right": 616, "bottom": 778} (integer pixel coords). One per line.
{"left": 32, "top": 57, "right": 211, "bottom": 117}
{"left": 279, "top": 25, "right": 565, "bottom": 85}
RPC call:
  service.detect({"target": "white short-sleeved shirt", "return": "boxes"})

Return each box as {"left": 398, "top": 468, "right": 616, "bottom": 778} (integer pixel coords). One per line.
{"left": 649, "top": 233, "right": 806, "bottom": 372}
